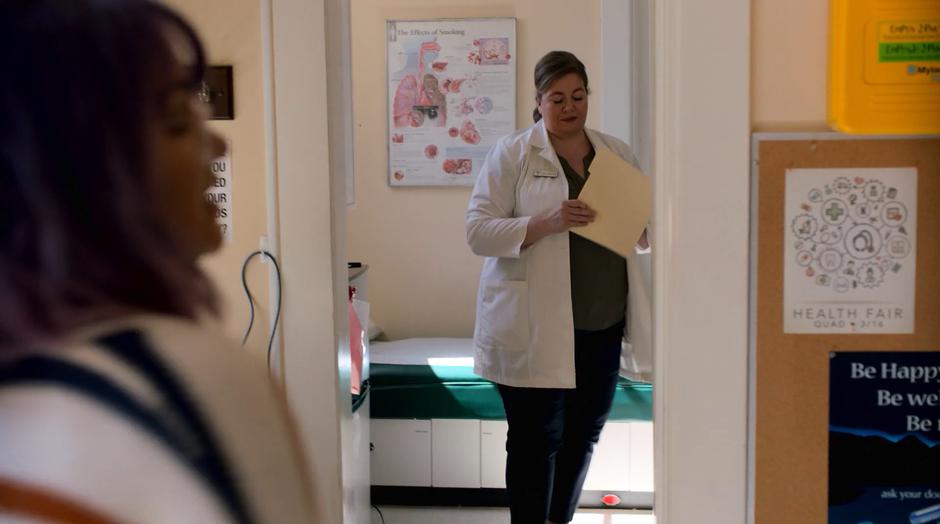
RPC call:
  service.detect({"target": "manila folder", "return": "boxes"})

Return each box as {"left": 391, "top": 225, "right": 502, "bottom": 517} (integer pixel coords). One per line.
{"left": 572, "top": 146, "right": 651, "bottom": 259}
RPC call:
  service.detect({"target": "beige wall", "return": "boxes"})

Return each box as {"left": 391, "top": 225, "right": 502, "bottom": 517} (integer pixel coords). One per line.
{"left": 348, "top": 0, "right": 603, "bottom": 339}
{"left": 751, "top": 0, "right": 830, "bottom": 131}
{"left": 351, "top": 0, "right": 834, "bottom": 340}
{"left": 163, "top": 0, "right": 273, "bottom": 357}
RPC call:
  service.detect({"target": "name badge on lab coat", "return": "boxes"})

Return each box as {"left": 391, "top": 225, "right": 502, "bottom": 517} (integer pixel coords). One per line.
{"left": 533, "top": 169, "right": 557, "bottom": 178}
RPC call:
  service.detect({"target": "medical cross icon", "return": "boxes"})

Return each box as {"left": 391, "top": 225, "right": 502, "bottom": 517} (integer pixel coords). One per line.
{"left": 825, "top": 202, "right": 845, "bottom": 222}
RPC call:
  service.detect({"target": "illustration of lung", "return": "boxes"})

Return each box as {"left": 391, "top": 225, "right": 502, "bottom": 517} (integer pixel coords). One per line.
{"left": 393, "top": 75, "right": 419, "bottom": 128}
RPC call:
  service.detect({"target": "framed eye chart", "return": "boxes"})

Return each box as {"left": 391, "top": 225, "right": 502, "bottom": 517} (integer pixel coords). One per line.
{"left": 386, "top": 18, "right": 516, "bottom": 187}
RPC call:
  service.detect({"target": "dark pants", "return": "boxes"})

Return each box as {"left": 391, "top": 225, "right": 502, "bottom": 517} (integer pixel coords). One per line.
{"left": 497, "top": 320, "right": 624, "bottom": 524}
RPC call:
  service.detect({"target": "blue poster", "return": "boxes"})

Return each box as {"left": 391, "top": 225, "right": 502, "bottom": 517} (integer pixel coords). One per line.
{"left": 829, "top": 352, "right": 940, "bottom": 524}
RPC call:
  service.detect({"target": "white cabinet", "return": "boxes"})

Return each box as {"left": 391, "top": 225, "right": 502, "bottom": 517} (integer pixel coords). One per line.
{"left": 345, "top": 398, "right": 371, "bottom": 524}
{"left": 584, "top": 422, "right": 632, "bottom": 491}
{"left": 431, "top": 419, "right": 481, "bottom": 488}
{"left": 480, "top": 420, "right": 508, "bottom": 488}
{"left": 629, "top": 422, "right": 654, "bottom": 492}
{"left": 370, "top": 419, "right": 431, "bottom": 486}
{"left": 371, "top": 418, "right": 654, "bottom": 494}
{"left": 583, "top": 421, "right": 655, "bottom": 492}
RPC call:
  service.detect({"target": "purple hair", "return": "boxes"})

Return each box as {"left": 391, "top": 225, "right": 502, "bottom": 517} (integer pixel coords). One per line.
{"left": 0, "top": 0, "right": 217, "bottom": 349}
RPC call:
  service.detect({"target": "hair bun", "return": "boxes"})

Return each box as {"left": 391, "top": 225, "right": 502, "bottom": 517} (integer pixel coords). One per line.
{"left": 532, "top": 108, "right": 542, "bottom": 122}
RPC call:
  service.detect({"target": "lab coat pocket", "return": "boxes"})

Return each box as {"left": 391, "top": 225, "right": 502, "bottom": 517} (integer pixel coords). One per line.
{"left": 479, "top": 280, "right": 530, "bottom": 351}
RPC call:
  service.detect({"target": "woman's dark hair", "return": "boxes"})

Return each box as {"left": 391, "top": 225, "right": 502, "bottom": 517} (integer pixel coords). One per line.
{"left": 532, "top": 51, "right": 590, "bottom": 122}
{"left": 0, "top": 0, "right": 217, "bottom": 348}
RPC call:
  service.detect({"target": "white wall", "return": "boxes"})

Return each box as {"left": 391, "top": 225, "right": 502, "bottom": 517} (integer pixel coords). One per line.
{"left": 323, "top": 0, "right": 370, "bottom": 521}
{"left": 600, "top": 0, "right": 633, "bottom": 145}
{"left": 268, "top": 0, "right": 351, "bottom": 522}
{"left": 652, "top": 0, "right": 751, "bottom": 522}
{"left": 752, "top": 0, "right": 829, "bottom": 131}
{"left": 599, "top": 0, "right": 653, "bottom": 172}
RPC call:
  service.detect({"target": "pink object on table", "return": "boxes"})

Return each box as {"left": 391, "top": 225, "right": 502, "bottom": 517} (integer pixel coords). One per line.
{"left": 348, "top": 291, "right": 364, "bottom": 395}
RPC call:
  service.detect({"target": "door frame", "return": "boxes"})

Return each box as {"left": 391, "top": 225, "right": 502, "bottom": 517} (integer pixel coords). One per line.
{"left": 265, "top": 0, "right": 754, "bottom": 521}
{"left": 651, "top": 0, "right": 751, "bottom": 522}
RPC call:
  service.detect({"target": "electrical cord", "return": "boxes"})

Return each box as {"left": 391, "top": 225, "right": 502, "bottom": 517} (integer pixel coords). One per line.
{"left": 371, "top": 504, "right": 386, "bottom": 524}
{"left": 240, "top": 250, "right": 282, "bottom": 370}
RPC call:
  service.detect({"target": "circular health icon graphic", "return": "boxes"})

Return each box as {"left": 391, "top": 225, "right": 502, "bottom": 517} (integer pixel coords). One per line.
{"left": 790, "top": 175, "right": 912, "bottom": 293}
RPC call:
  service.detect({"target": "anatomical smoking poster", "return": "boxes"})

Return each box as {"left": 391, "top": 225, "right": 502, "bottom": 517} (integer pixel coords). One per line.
{"left": 784, "top": 167, "right": 918, "bottom": 334}
{"left": 386, "top": 18, "right": 516, "bottom": 186}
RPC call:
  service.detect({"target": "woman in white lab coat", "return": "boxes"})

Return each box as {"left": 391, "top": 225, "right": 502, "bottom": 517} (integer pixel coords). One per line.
{"left": 466, "top": 51, "right": 651, "bottom": 524}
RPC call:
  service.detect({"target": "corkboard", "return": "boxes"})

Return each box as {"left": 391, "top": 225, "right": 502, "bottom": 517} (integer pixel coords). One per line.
{"left": 751, "top": 134, "right": 940, "bottom": 524}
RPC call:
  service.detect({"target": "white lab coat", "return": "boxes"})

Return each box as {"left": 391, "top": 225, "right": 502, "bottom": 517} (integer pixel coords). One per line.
{"left": 466, "top": 119, "right": 652, "bottom": 388}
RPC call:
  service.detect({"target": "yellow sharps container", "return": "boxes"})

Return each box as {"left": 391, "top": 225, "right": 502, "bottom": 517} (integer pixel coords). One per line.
{"left": 829, "top": 0, "right": 940, "bottom": 134}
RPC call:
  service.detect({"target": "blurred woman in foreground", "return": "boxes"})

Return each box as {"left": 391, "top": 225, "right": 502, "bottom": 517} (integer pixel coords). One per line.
{"left": 0, "top": 1, "right": 312, "bottom": 522}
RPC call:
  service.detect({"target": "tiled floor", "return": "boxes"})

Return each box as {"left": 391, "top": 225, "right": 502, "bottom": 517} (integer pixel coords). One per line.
{"left": 369, "top": 506, "right": 655, "bottom": 524}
